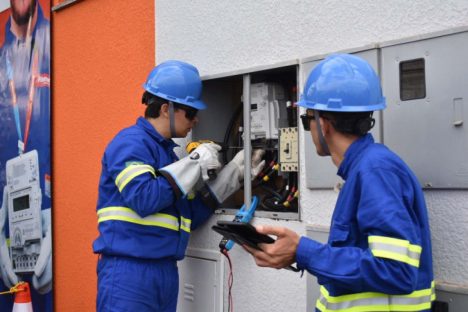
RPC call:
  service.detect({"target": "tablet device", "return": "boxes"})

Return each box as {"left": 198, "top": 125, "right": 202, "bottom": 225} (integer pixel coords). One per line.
{"left": 212, "top": 221, "right": 275, "bottom": 250}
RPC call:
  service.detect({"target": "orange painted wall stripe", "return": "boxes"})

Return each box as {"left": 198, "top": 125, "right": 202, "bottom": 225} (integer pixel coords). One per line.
{"left": 52, "top": 1, "right": 155, "bottom": 310}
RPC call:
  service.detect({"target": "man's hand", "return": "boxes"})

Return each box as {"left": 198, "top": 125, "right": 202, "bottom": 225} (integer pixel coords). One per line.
{"left": 226, "top": 149, "right": 265, "bottom": 181}
{"left": 191, "top": 143, "right": 222, "bottom": 181}
{"left": 159, "top": 143, "right": 221, "bottom": 197}
{"left": 243, "top": 225, "right": 300, "bottom": 269}
{"left": 251, "top": 149, "right": 265, "bottom": 179}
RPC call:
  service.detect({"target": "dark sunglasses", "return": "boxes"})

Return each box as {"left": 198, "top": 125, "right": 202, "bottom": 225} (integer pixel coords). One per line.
{"left": 172, "top": 102, "right": 198, "bottom": 121}
{"left": 300, "top": 113, "right": 315, "bottom": 131}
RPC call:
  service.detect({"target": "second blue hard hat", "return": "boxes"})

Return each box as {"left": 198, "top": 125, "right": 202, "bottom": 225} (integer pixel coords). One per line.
{"left": 143, "top": 60, "right": 207, "bottom": 110}
{"left": 297, "top": 53, "right": 386, "bottom": 112}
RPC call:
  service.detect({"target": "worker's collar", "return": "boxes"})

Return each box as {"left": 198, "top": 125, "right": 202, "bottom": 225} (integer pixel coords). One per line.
{"left": 137, "top": 117, "right": 178, "bottom": 149}
{"left": 337, "top": 133, "right": 374, "bottom": 180}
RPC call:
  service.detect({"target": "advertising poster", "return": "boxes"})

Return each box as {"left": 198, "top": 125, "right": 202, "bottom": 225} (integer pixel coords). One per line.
{"left": 0, "top": 0, "right": 52, "bottom": 311}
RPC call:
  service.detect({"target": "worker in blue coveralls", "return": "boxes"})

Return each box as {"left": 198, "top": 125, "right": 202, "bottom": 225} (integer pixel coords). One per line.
{"left": 245, "top": 54, "right": 435, "bottom": 312}
{"left": 0, "top": 0, "right": 52, "bottom": 311}
{"left": 93, "top": 60, "right": 264, "bottom": 312}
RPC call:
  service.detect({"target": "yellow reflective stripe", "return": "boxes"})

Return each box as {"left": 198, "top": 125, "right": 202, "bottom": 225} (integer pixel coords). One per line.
{"left": 115, "top": 164, "right": 156, "bottom": 192}
{"left": 320, "top": 281, "right": 435, "bottom": 302}
{"left": 180, "top": 216, "right": 192, "bottom": 233}
{"left": 316, "top": 300, "right": 432, "bottom": 312}
{"left": 97, "top": 207, "right": 178, "bottom": 222}
{"left": 180, "top": 217, "right": 192, "bottom": 233}
{"left": 97, "top": 207, "right": 179, "bottom": 231}
{"left": 369, "top": 236, "right": 422, "bottom": 253}
{"left": 371, "top": 250, "right": 420, "bottom": 267}
{"left": 369, "top": 235, "right": 421, "bottom": 267}
{"left": 316, "top": 281, "right": 435, "bottom": 312}
{"left": 6, "top": 238, "right": 10, "bottom": 247}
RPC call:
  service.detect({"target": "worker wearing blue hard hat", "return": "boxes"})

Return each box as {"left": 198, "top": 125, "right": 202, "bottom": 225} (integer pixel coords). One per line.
{"left": 245, "top": 54, "right": 435, "bottom": 312}
{"left": 93, "top": 60, "right": 264, "bottom": 312}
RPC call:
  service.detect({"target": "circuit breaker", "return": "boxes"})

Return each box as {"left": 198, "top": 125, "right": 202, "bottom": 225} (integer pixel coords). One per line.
{"left": 279, "top": 127, "right": 298, "bottom": 172}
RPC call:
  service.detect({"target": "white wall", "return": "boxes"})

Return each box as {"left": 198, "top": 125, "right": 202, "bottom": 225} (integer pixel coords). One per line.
{"left": 156, "top": 0, "right": 468, "bottom": 76}
{"left": 156, "top": 1, "right": 468, "bottom": 310}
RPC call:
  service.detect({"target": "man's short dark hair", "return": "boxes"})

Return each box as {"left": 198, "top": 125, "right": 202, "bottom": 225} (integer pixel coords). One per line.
{"left": 142, "top": 91, "right": 167, "bottom": 118}
{"left": 321, "top": 111, "right": 375, "bottom": 136}
{"left": 142, "top": 91, "right": 199, "bottom": 120}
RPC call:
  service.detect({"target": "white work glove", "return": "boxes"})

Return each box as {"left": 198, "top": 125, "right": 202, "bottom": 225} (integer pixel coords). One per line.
{"left": 207, "top": 149, "right": 265, "bottom": 204}
{"left": 251, "top": 149, "right": 266, "bottom": 179}
{"left": 0, "top": 187, "right": 19, "bottom": 288}
{"left": 234, "top": 149, "right": 266, "bottom": 181}
{"left": 197, "top": 143, "right": 223, "bottom": 181}
{"left": 160, "top": 143, "right": 221, "bottom": 197}
{"left": 32, "top": 208, "right": 52, "bottom": 294}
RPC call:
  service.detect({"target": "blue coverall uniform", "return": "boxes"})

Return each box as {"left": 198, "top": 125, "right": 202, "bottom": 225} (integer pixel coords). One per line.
{"left": 93, "top": 117, "right": 214, "bottom": 312}
{"left": 0, "top": 4, "right": 51, "bottom": 311}
{"left": 296, "top": 134, "right": 434, "bottom": 312}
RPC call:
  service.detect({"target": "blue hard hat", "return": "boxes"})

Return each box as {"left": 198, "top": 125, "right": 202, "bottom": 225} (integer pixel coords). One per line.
{"left": 297, "top": 54, "right": 386, "bottom": 112}
{"left": 143, "top": 60, "right": 207, "bottom": 110}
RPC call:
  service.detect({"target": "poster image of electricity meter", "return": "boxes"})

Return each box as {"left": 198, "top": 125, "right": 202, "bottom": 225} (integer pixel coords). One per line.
{"left": 6, "top": 150, "right": 42, "bottom": 274}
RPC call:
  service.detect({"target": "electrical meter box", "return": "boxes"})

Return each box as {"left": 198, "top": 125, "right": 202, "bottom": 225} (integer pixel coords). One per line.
{"left": 381, "top": 30, "right": 468, "bottom": 188}
{"left": 6, "top": 150, "right": 42, "bottom": 273}
{"left": 250, "top": 82, "right": 287, "bottom": 140}
{"left": 196, "top": 64, "right": 300, "bottom": 219}
{"left": 302, "top": 48, "right": 382, "bottom": 189}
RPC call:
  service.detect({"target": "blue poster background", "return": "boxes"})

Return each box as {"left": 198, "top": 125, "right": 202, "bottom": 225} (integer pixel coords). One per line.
{"left": 0, "top": 0, "right": 52, "bottom": 310}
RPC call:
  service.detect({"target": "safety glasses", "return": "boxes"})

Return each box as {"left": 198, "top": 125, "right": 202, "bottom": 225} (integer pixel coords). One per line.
{"left": 173, "top": 103, "right": 198, "bottom": 121}
{"left": 300, "top": 113, "right": 315, "bottom": 131}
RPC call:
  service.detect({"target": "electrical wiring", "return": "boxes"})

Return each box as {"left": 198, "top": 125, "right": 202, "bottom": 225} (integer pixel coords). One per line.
{"left": 222, "top": 249, "right": 234, "bottom": 312}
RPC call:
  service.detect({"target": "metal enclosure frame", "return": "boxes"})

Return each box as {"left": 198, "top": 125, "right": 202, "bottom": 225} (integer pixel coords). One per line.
{"left": 199, "top": 60, "right": 302, "bottom": 220}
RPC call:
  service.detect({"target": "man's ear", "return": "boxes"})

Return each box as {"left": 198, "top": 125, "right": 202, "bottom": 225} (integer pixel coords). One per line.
{"left": 160, "top": 103, "right": 169, "bottom": 118}
{"left": 319, "top": 116, "right": 331, "bottom": 136}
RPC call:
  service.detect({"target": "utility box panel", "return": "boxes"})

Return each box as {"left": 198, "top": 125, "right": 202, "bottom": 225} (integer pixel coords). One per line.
{"left": 198, "top": 64, "right": 300, "bottom": 219}
{"left": 381, "top": 31, "right": 468, "bottom": 188}
{"left": 302, "top": 49, "right": 382, "bottom": 189}
{"left": 177, "top": 249, "right": 223, "bottom": 312}
{"left": 434, "top": 288, "right": 468, "bottom": 312}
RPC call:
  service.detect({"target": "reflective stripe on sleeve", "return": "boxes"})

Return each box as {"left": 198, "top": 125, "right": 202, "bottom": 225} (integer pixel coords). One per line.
{"left": 115, "top": 164, "right": 156, "bottom": 192}
{"left": 180, "top": 216, "right": 191, "bottom": 233}
{"left": 368, "top": 235, "right": 422, "bottom": 267}
{"left": 316, "top": 281, "right": 435, "bottom": 312}
{"left": 97, "top": 207, "right": 179, "bottom": 231}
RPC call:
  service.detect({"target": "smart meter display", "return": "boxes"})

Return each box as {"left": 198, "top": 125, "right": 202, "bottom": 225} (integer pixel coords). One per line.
{"left": 6, "top": 150, "right": 43, "bottom": 273}
{"left": 13, "top": 194, "right": 30, "bottom": 212}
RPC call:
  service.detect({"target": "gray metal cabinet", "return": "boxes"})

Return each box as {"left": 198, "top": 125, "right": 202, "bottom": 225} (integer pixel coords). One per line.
{"left": 381, "top": 31, "right": 468, "bottom": 188}
{"left": 177, "top": 249, "right": 223, "bottom": 312}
